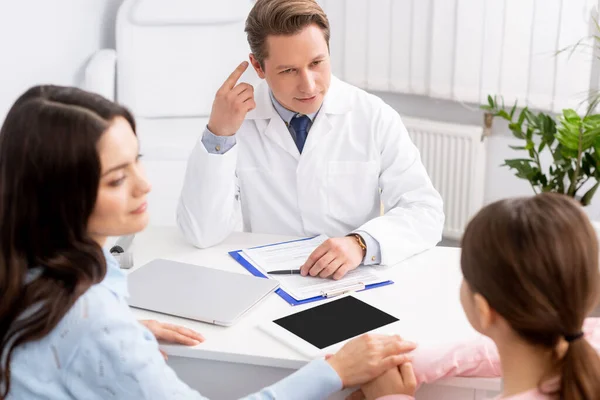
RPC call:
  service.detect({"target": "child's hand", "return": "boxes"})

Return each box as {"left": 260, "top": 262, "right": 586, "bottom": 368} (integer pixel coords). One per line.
{"left": 360, "top": 363, "right": 417, "bottom": 400}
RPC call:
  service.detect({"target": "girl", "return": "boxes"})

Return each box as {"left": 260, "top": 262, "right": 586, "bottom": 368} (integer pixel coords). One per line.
{"left": 358, "top": 193, "right": 600, "bottom": 399}
{"left": 0, "top": 85, "right": 414, "bottom": 399}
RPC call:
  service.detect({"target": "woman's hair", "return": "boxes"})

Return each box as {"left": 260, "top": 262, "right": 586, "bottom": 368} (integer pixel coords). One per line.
{"left": 0, "top": 85, "right": 135, "bottom": 398}
{"left": 461, "top": 193, "right": 600, "bottom": 399}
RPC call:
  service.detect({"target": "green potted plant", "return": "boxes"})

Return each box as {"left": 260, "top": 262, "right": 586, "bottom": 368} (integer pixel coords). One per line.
{"left": 482, "top": 96, "right": 600, "bottom": 206}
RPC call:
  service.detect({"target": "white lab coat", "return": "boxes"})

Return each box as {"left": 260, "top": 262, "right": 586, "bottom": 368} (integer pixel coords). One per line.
{"left": 177, "top": 76, "right": 444, "bottom": 265}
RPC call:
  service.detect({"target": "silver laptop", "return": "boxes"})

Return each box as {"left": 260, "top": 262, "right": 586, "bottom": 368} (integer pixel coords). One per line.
{"left": 127, "top": 259, "right": 279, "bottom": 326}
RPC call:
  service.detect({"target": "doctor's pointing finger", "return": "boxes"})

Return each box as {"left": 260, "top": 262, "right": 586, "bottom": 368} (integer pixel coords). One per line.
{"left": 207, "top": 61, "right": 256, "bottom": 137}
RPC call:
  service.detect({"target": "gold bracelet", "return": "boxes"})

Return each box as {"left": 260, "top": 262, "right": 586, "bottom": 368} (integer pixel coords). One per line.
{"left": 348, "top": 234, "right": 367, "bottom": 256}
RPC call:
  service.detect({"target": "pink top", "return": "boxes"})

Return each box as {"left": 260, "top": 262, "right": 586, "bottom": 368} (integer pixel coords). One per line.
{"left": 376, "top": 318, "right": 600, "bottom": 400}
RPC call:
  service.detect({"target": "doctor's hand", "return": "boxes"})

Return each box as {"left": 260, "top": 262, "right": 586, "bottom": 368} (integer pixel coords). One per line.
{"left": 326, "top": 334, "right": 417, "bottom": 388}
{"left": 207, "top": 61, "right": 256, "bottom": 137}
{"left": 300, "top": 237, "right": 364, "bottom": 279}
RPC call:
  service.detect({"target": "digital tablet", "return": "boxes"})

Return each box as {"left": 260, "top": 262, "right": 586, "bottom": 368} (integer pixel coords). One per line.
{"left": 260, "top": 295, "right": 402, "bottom": 357}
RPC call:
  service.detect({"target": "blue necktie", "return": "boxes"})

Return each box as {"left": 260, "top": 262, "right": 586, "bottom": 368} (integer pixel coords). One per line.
{"left": 290, "top": 115, "right": 311, "bottom": 153}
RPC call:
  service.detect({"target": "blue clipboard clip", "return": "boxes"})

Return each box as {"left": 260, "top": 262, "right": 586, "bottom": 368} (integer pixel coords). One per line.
{"left": 228, "top": 241, "right": 393, "bottom": 306}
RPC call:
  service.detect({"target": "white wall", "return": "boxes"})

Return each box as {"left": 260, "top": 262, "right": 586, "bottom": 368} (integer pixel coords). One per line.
{"left": 0, "top": 0, "right": 124, "bottom": 122}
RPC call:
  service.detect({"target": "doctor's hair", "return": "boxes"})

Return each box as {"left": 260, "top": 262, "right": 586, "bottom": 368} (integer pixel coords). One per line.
{"left": 461, "top": 193, "right": 600, "bottom": 400}
{"left": 0, "top": 85, "right": 135, "bottom": 398}
{"left": 245, "top": 0, "right": 330, "bottom": 69}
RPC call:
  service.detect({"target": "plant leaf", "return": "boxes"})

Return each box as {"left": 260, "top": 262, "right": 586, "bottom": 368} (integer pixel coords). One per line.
{"left": 538, "top": 141, "right": 547, "bottom": 153}
{"left": 581, "top": 181, "right": 600, "bottom": 206}
{"left": 582, "top": 155, "right": 592, "bottom": 176}
{"left": 503, "top": 159, "right": 541, "bottom": 182}
{"left": 563, "top": 109, "right": 581, "bottom": 123}
{"left": 508, "top": 123, "right": 525, "bottom": 139}
{"left": 556, "top": 122, "right": 581, "bottom": 150}
{"left": 517, "top": 108, "right": 527, "bottom": 127}
{"left": 524, "top": 109, "right": 539, "bottom": 129}
{"left": 510, "top": 102, "right": 518, "bottom": 119}
{"left": 497, "top": 110, "right": 511, "bottom": 120}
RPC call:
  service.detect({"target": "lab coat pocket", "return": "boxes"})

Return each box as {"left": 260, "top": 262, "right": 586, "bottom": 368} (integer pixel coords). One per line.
{"left": 327, "top": 161, "right": 379, "bottom": 227}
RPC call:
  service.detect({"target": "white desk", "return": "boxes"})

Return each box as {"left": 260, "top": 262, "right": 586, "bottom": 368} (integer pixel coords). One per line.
{"left": 126, "top": 227, "right": 501, "bottom": 399}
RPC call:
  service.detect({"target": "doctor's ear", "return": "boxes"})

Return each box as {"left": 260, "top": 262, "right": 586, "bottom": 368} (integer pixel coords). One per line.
{"left": 249, "top": 54, "right": 266, "bottom": 79}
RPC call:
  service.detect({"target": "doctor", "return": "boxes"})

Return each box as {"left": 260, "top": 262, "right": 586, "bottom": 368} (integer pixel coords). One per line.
{"left": 177, "top": 0, "right": 444, "bottom": 279}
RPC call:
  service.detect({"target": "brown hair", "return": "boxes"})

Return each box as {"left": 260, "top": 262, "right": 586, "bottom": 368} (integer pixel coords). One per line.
{"left": 461, "top": 193, "right": 600, "bottom": 399}
{"left": 245, "top": 0, "right": 330, "bottom": 68}
{"left": 0, "top": 86, "right": 135, "bottom": 398}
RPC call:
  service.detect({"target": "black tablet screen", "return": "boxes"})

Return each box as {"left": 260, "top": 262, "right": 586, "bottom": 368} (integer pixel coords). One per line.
{"left": 273, "top": 296, "right": 399, "bottom": 349}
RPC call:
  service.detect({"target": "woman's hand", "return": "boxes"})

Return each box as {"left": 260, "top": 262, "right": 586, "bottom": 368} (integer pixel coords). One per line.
{"left": 326, "top": 334, "right": 417, "bottom": 387}
{"left": 361, "top": 363, "right": 417, "bottom": 400}
{"left": 140, "top": 319, "right": 204, "bottom": 359}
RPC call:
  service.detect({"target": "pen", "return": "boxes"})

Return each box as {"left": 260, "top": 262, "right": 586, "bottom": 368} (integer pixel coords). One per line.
{"left": 267, "top": 269, "right": 302, "bottom": 275}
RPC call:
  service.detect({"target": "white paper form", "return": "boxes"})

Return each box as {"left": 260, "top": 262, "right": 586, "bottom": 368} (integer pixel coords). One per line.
{"left": 242, "top": 235, "right": 387, "bottom": 300}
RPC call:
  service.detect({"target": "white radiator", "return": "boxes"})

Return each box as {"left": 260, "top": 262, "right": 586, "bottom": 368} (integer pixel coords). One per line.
{"left": 403, "top": 117, "right": 486, "bottom": 239}
{"left": 318, "top": 0, "right": 597, "bottom": 113}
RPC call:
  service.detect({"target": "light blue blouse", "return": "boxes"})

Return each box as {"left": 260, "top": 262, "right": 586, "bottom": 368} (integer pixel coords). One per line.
{"left": 6, "top": 249, "right": 342, "bottom": 399}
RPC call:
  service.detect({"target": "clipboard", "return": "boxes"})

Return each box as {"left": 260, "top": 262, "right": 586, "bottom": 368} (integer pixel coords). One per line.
{"left": 229, "top": 238, "right": 394, "bottom": 306}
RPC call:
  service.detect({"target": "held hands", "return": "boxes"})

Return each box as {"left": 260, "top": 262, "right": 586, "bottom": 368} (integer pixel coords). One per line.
{"left": 300, "top": 236, "right": 364, "bottom": 279}
{"left": 140, "top": 319, "right": 205, "bottom": 360}
{"left": 326, "top": 334, "right": 417, "bottom": 388}
{"left": 207, "top": 61, "right": 256, "bottom": 137}
{"left": 346, "top": 363, "right": 417, "bottom": 400}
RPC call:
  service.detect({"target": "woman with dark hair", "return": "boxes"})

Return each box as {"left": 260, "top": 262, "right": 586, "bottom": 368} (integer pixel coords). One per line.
{"left": 356, "top": 193, "right": 600, "bottom": 400}
{"left": 0, "top": 85, "right": 415, "bottom": 400}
